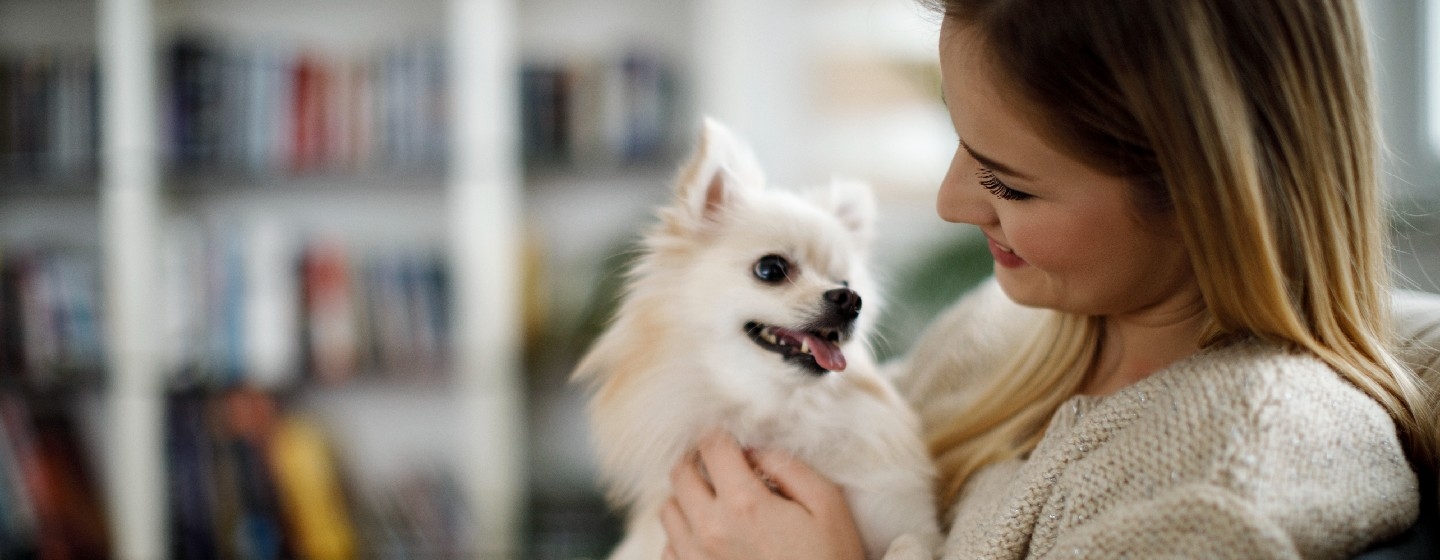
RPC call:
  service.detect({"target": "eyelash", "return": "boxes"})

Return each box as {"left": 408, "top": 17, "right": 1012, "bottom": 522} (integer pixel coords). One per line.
{"left": 977, "top": 168, "right": 1033, "bottom": 201}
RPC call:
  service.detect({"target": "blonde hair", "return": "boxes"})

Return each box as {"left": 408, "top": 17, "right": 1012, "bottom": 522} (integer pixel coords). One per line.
{"left": 928, "top": 0, "right": 1439, "bottom": 507}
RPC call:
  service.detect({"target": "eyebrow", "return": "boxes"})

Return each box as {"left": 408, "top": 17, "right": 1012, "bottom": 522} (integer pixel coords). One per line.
{"left": 960, "top": 140, "right": 1035, "bottom": 182}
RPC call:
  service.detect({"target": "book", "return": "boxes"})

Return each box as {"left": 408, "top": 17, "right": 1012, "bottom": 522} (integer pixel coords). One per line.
{"left": 242, "top": 219, "right": 299, "bottom": 389}
{"left": 166, "top": 393, "right": 220, "bottom": 560}
{"left": 0, "top": 394, "right": 38, "bottom": 557}
{"left": 30, "top": 411, "right": 111, "bottom": 558}
{"left": 301, "top": 240, "right": 359, "bottom": 385}
{"left": 291, "top": 54, "right": 329, "bottom": 173}
{"left": 0, "top": 394, "right": 110, "bottom": 558}
{"left": 219, "top": 388, "right": 286, "bottom": 560}
{"left": 268, "top": 415, "right": 357, "bottom": 560}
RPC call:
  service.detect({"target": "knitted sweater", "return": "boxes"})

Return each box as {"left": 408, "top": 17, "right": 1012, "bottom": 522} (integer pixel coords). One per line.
{"left": 886, "top": 281, "right": 1419, "bottom": 559}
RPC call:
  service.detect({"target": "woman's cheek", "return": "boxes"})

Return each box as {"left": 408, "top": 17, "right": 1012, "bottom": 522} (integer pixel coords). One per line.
{"left": 1006, "top": 215, "right": 1059, "bottom": 264}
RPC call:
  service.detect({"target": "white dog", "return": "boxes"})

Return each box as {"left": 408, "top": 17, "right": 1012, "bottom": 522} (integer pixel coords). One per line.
{"left": 572, "top": 118, "right": 939, "bottom": 559}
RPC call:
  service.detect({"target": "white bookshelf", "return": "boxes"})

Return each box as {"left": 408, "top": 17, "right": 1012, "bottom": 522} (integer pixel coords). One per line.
{"left": 87, "top": 0, "right": 527, "bottom": 557}
{"left": 2, "top": 0, "right": 961, "bottom": 556}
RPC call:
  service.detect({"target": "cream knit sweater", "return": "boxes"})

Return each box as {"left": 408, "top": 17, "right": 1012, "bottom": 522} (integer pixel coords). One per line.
{"left": 886, "top": 281, "right": 1419, "bottom": 559}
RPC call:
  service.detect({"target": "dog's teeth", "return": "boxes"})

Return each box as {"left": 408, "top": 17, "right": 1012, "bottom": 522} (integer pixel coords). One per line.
{"left": 799, "top": 339, "right": 810, "bottom": 355}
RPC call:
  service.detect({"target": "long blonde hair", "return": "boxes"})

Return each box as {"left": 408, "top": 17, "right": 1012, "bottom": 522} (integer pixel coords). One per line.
{"left": 927, "top": 0, "right": 1439, "bottom": 507}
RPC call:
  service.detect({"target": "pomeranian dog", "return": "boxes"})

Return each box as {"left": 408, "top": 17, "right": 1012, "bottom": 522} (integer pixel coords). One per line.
{"left": 572, "top": 118, "right": 939, "bottom": 559}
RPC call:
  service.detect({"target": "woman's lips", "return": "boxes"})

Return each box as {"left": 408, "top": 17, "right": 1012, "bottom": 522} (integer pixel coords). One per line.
{"left": 987, "top": 236, "right": 1027, "bottom": 268}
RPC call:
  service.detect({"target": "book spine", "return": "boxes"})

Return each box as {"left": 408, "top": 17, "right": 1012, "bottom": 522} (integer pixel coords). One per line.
{"left": 0, "top": 394, "right": 111, "bottom": 558}
{"left": 0, "top": 395, "right": 38, "bottom": 557}
{"left": 165, "top": 393, "right": 219, "bottom": 559}
{"left": 302, "top": 240, "right": 358, "bottom": 385}
{"left": 268, "top": 416, "right": 357, "bottom": 560}
{"left": 243, "top": 219, "right": 299, "bottom": 389}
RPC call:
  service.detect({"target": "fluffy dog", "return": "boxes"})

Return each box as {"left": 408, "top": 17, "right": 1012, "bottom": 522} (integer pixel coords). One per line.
{"left": 572, "top": 118, "right": 939, "bottom": 559}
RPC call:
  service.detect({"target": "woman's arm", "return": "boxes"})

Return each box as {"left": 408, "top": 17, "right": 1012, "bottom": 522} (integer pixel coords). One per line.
{"left": 1036, "top": 485, "right": 1300, "bottom": 559}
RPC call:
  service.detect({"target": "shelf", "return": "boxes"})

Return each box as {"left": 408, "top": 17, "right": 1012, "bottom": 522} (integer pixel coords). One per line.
{"left": 0, "top": 177, "right": 100, "bottom": 196}
{"left": 1, "top": 0, "right": 972, "bottom": 557}
{"left": 164, "top": 170, "right": 448, "bottom": 194}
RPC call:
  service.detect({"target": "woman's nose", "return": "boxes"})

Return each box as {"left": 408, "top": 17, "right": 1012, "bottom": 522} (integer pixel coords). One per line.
{"left": 936, "top": 148, "right": 996, "bottom": 225}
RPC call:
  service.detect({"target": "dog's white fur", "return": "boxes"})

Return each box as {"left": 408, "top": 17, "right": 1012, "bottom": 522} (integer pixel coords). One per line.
{"left": 572, "top": 118, "right": 939, "bottom": 559}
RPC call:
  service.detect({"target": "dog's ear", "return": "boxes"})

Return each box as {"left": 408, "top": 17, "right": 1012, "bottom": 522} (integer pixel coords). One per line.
{"left": 675, "top": 117, "right": 766, "bottom": 223}
{"left": 813, "top": 178, "right": 876, "bottom": 247}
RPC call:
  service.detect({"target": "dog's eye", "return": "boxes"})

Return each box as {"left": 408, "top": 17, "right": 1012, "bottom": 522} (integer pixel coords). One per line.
{"left": 753, "top": 254, "right": 791, "bottom": 284}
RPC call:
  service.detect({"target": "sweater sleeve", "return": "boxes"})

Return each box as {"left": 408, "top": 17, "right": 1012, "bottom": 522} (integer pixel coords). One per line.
{"left": 1039, "top": 485, "right": 1301, "bottom": 559}
{"left": 1237, "top": 360, "right": 1420, "bottom": 557}
{"left": 1043, "top": 352, "right": 1419, "bottom": 560}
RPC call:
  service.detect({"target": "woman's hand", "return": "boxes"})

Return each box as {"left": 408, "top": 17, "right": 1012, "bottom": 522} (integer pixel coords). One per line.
{"left": 659, "top": 430, "right": 867, "bottom": 560}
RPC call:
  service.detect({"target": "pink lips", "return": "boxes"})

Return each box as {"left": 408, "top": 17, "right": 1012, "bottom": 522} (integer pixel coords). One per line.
{"left": 987, "top": 236, "right": 1027, "bottom": 268}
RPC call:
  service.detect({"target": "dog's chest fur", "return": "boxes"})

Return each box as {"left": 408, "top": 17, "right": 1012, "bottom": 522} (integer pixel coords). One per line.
{"left": 591, "top": 348, "right": 912, "bottom": 504}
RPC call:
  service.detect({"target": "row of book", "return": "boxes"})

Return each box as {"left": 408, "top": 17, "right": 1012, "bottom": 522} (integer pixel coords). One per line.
{"left": 0, "top": 50, "right": 100, "bottom": 183}
{"left": 1, "top": 229, "right": 451, "bottom": 391}
{"left": 163, "top": 225, "right": 451, "bottom": 389}
{"left": 1, "top": 41, "right": 684, "bottom": 187}
{"left": 0, "top": 393, "right": 112, "bottom": 559}
{"left": 169, "top": 37, "right": 449, "bottom": 177}
{"left": 0, "top": 247, "right": 106, "bottom": 389}
{"left": 520, "top": 52, "right": 680, "bottom": 168}
{"left": 167, "top": 388, "right": 472, "bottom": 560}
{"left": 0, "top": 38, "right": 447, "bottom": 185}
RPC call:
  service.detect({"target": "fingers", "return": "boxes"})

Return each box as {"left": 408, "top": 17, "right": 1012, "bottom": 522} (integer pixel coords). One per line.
{"left": 670, "top": 449, "right": 715, "bottom": 519}
{"left": 750, "top": 447, "right": 847, "bottom": 515}
{"left": 660, "top": 497, "right": 694, "bottom": 558}
{"left": 695, "top": 430, "right": 770, "bottom": 496}
{"left": 665, "top": 431, "right": 770, "bottom": 560}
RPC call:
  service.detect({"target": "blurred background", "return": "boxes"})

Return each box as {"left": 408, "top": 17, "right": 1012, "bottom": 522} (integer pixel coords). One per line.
{"left": 0, "top": 0, "right": 1436, "bottom": 558}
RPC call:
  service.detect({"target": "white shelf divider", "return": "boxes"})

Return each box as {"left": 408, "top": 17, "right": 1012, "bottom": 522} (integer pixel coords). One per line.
{"left": 98, "top": 0, "right": 167, "bottom": 558}
{"left": 447, "top": 0, "right": 527, "bottom": 555}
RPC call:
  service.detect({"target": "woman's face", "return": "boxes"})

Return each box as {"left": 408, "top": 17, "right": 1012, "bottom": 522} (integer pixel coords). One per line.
{"left": 936, "top": 20, "right": 1197, "bottom": 318}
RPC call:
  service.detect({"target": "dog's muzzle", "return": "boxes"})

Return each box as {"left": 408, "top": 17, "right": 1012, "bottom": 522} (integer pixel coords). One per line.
{"left": 743, "top": 287, "right": 862, "bottom": 375}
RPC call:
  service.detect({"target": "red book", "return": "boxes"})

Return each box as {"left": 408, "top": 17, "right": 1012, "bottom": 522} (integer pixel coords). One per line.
{"left": 0, "top": 395, "right": 111, "bottom": 559}
{"left": 291, "top": 55, "right": 329, "bottom": 173}
{"left": 302, "top": 241, "right": 358, "bottom": 385}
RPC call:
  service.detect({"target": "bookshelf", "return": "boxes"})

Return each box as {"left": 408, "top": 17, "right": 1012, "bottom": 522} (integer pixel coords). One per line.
{"left": 0, "top": 0, "right": 525, "bottom": 557}
{"left": 1, "top": 0, "right": 960, "bottom": 557}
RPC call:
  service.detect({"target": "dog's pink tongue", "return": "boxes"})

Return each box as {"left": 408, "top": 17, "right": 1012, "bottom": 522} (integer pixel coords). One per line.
{"left": 799, "top": 332, "right": 846, "bottom": 372}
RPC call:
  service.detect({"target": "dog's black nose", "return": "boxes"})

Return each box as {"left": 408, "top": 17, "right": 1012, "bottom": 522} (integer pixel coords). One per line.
{"left": 824, "top": 288, "right": 862, "bottom": 319}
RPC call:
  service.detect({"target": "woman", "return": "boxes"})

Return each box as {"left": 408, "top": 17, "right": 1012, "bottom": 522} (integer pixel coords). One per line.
{"left": 659, "top": 0, "right": 1439, "bottom": 558}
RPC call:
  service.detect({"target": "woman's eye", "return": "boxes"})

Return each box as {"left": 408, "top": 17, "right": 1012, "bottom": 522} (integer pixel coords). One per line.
{"left": 977, "top": 168, "right": 1034, "bottom": 201}
{"left": 753, "top": 254, "right": 791, "bottom": 283}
